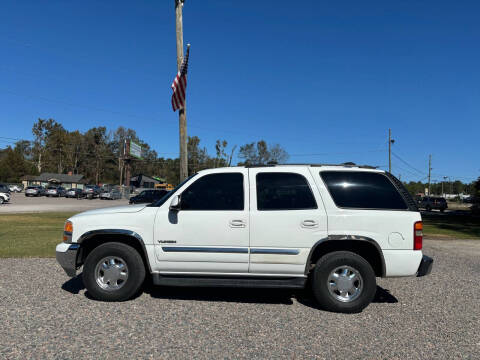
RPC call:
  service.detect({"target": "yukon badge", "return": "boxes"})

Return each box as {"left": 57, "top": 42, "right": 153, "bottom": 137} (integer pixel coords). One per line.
{"left": 158, "top": 240, "right": 177, "bottom": 244}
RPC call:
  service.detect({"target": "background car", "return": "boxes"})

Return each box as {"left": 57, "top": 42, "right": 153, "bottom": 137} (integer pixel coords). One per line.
{"left": 129, "top": 189, "right": 169, "bottom": 204}
{"left": 46, "top": 186, "right": 66, "bottom": 197}
{"left": 463, "top": 196, "right": 474, "bottom": 204}
{"left": 8, "top": 184, "right": 23, "bottom": 192}
{"left": 65, "top": 188, "right": 84, "bottom": 198}
{"left": 0, "top": 184, "right": 11, "bottom": 194}
{"left": 0, "top": 191, "right": 10, "bottom": 204}
{"left": 25, "top": 185, "right": 45, "bottom": 197}
{"left": 83, "top": 185, "right": 102, "bottom": 199}
{"left": 100, "top": 188, "right": 122, "bottom": 200}
{"left": 419, "top": 196, "right": 448, "bottom": 212}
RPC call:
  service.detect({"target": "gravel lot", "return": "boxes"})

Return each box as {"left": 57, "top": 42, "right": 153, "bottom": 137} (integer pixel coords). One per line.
{"left": 0, "top": 240, "right": 479, "bottom": 359}
{"left": 0, "top": 192, "right": 129, "bottom": 213}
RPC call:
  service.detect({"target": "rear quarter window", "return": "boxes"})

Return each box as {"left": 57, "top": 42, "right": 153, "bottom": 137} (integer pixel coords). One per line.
{"left": 320, "top": 171, "right": 407, "bottom": 210}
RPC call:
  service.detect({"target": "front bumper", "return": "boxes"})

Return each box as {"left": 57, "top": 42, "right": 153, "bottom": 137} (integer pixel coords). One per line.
{"left": 417, "top": 255, "right": 433, "bottom": 277}
{"left": 56, "top": 243, "right": 80, "bottom": 277}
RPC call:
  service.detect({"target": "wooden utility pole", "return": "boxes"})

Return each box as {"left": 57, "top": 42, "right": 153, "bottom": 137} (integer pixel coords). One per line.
{"left": 124, "top": 139, "right": 131, "bottom": 188}
{"left": 175, "top": 0, "right": 188, "bottom": 181}
{"left": 119, "top": 139, "right": 125, "bottom": 186}
{"left": 388, "top": 129, "right": 394, "bottom": 173}
{"left": 427, "top": 154, "right": 432, "bottom": 196}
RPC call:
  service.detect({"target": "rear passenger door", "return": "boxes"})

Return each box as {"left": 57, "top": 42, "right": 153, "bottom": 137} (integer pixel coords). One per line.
{"left": 248, "top": 167, "right": 328, "bottom": 276}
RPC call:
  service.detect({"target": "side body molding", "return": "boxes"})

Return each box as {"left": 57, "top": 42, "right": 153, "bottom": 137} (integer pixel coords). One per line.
{"left": 305, "top": 235, "right": 386, "bottom": 277}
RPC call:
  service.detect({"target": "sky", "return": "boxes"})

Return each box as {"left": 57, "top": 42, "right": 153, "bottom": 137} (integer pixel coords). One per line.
{"left": 0, "top": 0, "right": 478, "bottom": 183}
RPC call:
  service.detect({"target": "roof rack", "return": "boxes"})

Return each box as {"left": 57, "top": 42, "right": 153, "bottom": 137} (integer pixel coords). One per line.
{"left": 244, "top": 163, "right": 379, "bottom": 169}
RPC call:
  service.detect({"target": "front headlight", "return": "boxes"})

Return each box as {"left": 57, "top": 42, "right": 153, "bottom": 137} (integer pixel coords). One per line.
{"left": 63, "top": 221, "right": 73, "bottom": 242}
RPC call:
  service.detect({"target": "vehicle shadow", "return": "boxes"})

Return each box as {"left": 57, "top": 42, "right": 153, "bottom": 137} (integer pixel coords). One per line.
{"left": 62, "top": 275, "right": 398, "bottom": 309}
{"left": 61, "top": 274, "right": 85, "bottom": 294}
{"left": 372, "top": 286, "right": 398, "bottom": 304}
{"left": 144, "top": 283, "right": 296, "bottom": 305}
{"left": 295, "top": 285, "right": 398, "bottom": 311}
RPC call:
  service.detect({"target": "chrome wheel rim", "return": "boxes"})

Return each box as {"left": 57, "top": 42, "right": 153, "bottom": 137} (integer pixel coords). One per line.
{"left": 95, "top": 256, "right": 129, "bottom": 291}
{"left": 327, "top": 265, "right": 363, "bottom": 302}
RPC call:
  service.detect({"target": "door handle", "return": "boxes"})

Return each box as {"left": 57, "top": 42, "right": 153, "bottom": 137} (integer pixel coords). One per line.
{"left": 229, "top": 220, "right": 246, "bottom": 228}
{"left": 301, "top": 220, "right": 319, "bottom": 228}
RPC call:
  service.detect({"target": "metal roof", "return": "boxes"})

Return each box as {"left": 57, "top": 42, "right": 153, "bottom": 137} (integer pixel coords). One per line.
{"left": 22, "top": 173, "right": 85, "bottom": 183}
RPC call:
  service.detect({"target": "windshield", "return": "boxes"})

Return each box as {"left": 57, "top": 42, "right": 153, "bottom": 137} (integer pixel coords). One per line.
{"left": 148, "top": 173, "right": 197, "bottom": 207}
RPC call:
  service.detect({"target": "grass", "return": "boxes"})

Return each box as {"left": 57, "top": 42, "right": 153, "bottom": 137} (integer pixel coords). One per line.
{"left": 0, "top": 212, "right": 76, "bottom": 257}
{"left": 0, "top": 210, "right": 479, "bottom": 258}
{"left": 422, "top": 212, "right": 480, "bottom": 239}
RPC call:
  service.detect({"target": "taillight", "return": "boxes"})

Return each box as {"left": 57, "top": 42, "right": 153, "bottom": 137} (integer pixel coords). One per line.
{"left": 414, "top": 221, "right": 423, "bottom": 250}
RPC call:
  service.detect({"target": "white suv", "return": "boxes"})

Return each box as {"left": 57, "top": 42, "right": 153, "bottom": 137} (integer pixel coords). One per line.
{"left": 56, "top": 164, "right": 433, "bottom": 313}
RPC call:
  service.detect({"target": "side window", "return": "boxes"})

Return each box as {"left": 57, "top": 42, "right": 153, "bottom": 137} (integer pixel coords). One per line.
{"left": 256, "top": 172, "right": 317, "bottom": 210}
{"left": 180, "top": 173, "right": 244, "bottom": 211}
{"left": 320, "top": 171, "right": 407, "bottom": 210}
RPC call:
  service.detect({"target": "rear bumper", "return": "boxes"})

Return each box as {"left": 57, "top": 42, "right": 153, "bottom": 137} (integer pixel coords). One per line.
{"left": 56, "top": 243, "right": 80, "bottom": 277}
{"left": 417, "top": 255, "right": 433, "bottom": 277}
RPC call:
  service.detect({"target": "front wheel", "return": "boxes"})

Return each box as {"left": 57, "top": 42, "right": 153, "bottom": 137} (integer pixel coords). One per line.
{"left": 311, "top": 251, "right": 376, "bottom": 313}
{"left": 83, "top": 242, "right": 146, "bottom": 302}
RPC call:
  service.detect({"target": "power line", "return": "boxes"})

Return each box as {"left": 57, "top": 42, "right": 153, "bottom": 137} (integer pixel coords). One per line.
{"left": 394, "top": 162, "right": 425, "bottom": 179}
{"left": 391, "top": 151, "right": 426, "bottom": 175}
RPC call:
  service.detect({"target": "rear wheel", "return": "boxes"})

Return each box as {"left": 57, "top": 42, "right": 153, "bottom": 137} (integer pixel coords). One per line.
{"left": 83, "top": 242, "right": 146, "bottom": 302}
{"left": 311, "top": 251, "right": 376, "bottom": 313}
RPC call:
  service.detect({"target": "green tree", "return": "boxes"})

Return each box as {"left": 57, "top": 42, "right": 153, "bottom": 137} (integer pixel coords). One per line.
{"left": 188, "top": 136, "right": 208, "bottom": 175}
{"left": 84, "top": 127, "right": 108, "bottom": 184}
{"left": 32, "top": 118, "right": 53, "bottom": 172}
{"left": 214, "top": 139, "right": 228, "bottom": 168}
{"left": 238, "top": 140, "right": 289, "bottom": 165}
{"left": 0, "top": 143, "right": 37, "bottom": 182}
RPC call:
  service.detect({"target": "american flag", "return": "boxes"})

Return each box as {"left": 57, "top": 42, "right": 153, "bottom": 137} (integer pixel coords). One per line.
{"left": 171, "top": 45, "right": 190, "bottom": 112}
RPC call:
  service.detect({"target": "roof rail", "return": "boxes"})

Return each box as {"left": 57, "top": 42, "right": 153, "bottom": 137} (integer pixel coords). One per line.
{"left": 243, "top": 164, "right": 275, "bottom": 168}
{"left": 243, "top": 163, "right": 379, "bottom": 169}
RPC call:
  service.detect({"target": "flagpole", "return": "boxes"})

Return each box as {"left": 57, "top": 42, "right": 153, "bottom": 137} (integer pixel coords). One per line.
{"left": 175, "top": 0, "right": 188, "bottom": 181}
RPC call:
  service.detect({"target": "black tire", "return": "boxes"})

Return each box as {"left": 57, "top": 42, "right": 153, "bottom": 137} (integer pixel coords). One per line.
{"left": 83, "top": 242, "right": 146, "bottom": 302}
{"left": 440, "top": 208, "right": 445, "bottom": 213}
{"left": 311, "top": 251, "right": 376, "bottom": 313}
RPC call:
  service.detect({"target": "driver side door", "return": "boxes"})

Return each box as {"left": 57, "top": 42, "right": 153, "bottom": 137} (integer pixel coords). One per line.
{"left": 153, "top": 170, "right": 250, "bottom": 274}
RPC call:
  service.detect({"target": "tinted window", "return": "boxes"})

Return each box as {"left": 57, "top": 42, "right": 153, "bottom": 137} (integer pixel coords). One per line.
{"left": 180, "top": 173, "right": 244, "bottom": 211}
{"left": 321, "top": 171, "right": 407, "bottom": 210}
{"left": 256, "top": 172, "right": 317, "bottom": 210}
{"left": 152, "top": 191, "right": 167, "bottom": 199}
{"left": 149, "top": 174, "right": 197, "bottom": 208}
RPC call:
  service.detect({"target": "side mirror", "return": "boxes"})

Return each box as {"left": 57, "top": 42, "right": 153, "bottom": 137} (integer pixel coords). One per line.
{"left": 169, "top": 195, "right": 181, "bottom": 211}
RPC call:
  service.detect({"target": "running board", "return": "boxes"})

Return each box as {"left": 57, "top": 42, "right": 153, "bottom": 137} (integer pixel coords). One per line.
{"left": 152, "top": 274, "right": 306, "bottom": 289}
